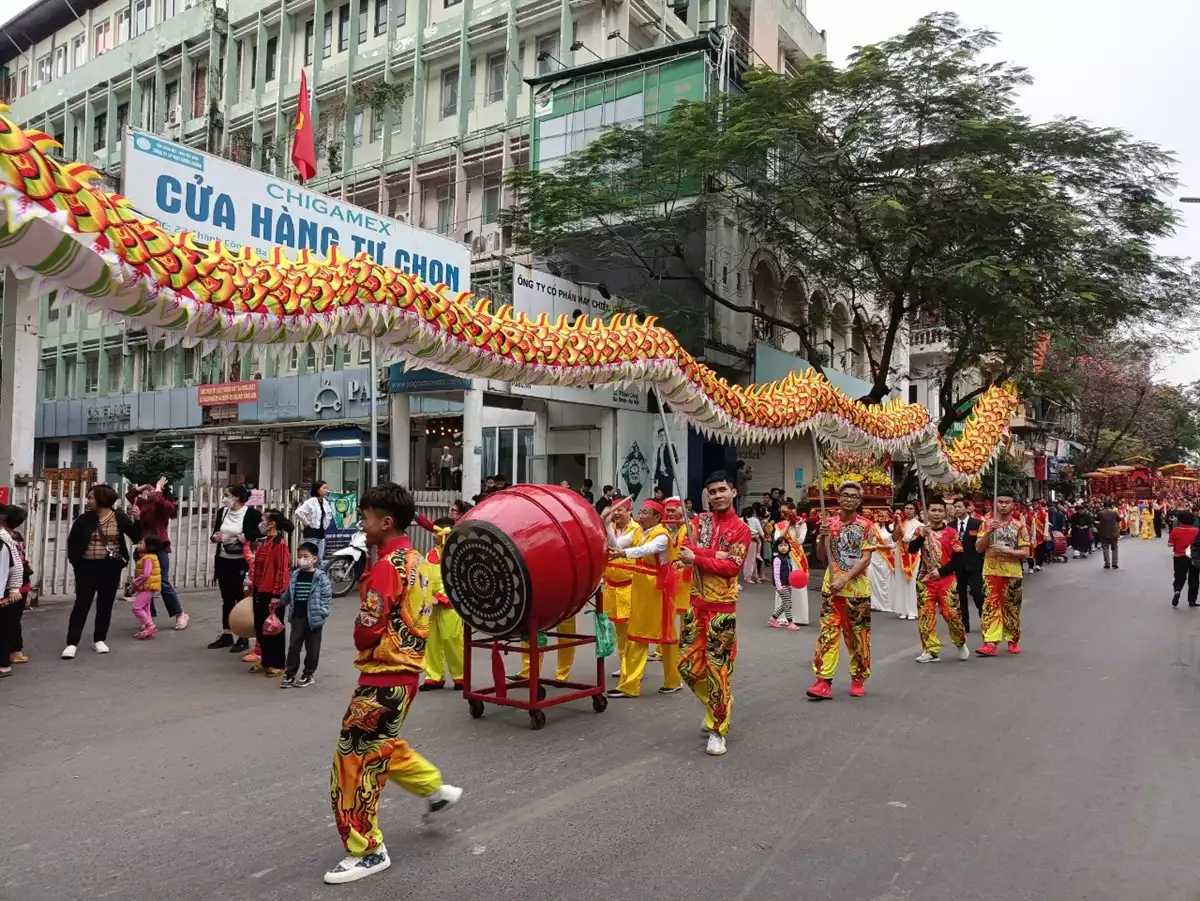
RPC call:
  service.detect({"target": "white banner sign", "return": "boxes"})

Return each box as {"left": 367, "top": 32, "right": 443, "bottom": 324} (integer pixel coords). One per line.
{"left": 122, "top": 128, "right": 470, "bottom": 291}
{"left": 510, "top": 264, "right": 647, "bottom": 411}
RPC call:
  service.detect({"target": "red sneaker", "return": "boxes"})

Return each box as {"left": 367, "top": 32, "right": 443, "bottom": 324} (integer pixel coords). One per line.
{"left": 975, "top": 642, "right": 997, "bottom": 657}
{"left": 806, "top": 679, "right": 833, "bottom": 701}
{"left": 849, "top": 678, "right": 866, "bottom": 698}
{"left": 1007, "top": 641, "right": 1021, "bottom": 655}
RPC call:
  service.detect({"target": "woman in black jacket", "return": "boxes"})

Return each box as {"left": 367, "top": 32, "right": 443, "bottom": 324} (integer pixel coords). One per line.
{"left": 206, "top": 484, "right": 263, "bottom": 653}
{"left": 62, "top": 483, "right": 140, "bottom": 659}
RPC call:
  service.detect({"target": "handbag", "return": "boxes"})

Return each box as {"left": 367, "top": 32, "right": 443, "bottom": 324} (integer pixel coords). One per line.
{"left": 262, "top": 599, "right": 285, "bottom": 636}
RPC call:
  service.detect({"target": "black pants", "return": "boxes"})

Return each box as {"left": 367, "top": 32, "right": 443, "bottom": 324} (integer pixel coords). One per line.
{"left": 1172, "top": 557, "right": 1199, "bottom": 604}
{"left": 957, "top": 568, "right": 984, "bottom": 630}
{"left": 214, "top": 556, "right": 247, "bottom": 631}
{"left": 67, "top": 559, "right": 123, "bottom": 646}
{"left": 1156, "top": 523, "right": 1164, "bottom": 538}
{"left": 285, "top": 616, "right": 323, "bottom": 677}
{"left": 0, "top": 598, "right": 24, "bottom": 664}
{"left": 253, "top": 592, "right": 287, "bottom": 670}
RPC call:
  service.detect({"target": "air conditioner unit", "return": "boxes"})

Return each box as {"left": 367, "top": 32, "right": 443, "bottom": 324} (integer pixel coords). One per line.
{"left": 487, "top": 230, "right": 502, "bottom": 252}
{"left": 166, "top": 105, "right": 182, "bottom": 127}
{"left": 470, "top": 235, "right": 487, "bottom": 256}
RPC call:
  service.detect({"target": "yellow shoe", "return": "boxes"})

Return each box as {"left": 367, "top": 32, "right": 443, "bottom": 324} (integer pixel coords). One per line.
{"left": 263, "top": 667, "right": 286, "bottom": 678}
{"left": 248, "top": 663, "right": 263, "bottom": 673}
{"left": 9, "top": 651, "right": 28, "bottom": 664}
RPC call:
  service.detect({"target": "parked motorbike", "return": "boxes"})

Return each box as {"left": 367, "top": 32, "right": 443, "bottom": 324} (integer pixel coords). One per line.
{"left": 328, "top": 531, "right": 368, "bottom": 597}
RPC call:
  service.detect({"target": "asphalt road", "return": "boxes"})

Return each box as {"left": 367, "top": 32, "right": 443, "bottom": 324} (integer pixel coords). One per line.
{"left": 3, "top": 537, "right": 1199, "bottom": 901}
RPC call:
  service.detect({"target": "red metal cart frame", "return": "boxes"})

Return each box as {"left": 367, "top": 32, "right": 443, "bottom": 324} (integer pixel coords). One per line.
{"left": 462, "top": 595, "right": 609, "bottom": 729}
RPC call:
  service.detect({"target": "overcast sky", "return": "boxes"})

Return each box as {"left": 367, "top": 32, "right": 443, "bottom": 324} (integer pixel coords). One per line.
{"left": 808, "top": 0, "right": 1200, "bottom": 385}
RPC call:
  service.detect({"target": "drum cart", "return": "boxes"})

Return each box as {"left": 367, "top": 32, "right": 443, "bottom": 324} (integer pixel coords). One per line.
{"left": 462, "top": 592, "right": 609, "bottom": 729}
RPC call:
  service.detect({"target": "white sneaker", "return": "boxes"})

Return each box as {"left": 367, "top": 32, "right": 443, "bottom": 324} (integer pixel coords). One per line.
{"left": 915, "top": 651, "right": 939, "bottom": 663}
{"left": 706, "top": 733, "right": 727, "bottom": 756}
{"left": 61, "top": 645, "right": 77, "bottom": 659}
{"left": 424, "top": 784, "right": 463, "bottom": 820}
{"left": 323, "top": 846, "right": 391, "bottom": 884}
{"left": 610, "top": 669, "right": 621, "bottom": 679}
{"left": 957, "top": 644, "right": 970, "bottom": 661}
{"left": 94, "top": 641, "right": 110, "bottom": 654}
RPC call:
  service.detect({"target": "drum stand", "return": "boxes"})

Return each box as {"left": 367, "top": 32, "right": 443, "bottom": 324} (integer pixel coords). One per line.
{"left": 462, "top": 594, "right": 609, "bottom": 730}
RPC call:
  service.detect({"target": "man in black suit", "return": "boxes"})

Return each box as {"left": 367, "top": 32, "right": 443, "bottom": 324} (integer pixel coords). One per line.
{"left": 951, "top": 499, "right": 984, "bottom": 632}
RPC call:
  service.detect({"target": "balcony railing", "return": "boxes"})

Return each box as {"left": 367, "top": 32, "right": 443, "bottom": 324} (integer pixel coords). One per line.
{"left": 910, "top": 328, "right": 946, "bottom": 347}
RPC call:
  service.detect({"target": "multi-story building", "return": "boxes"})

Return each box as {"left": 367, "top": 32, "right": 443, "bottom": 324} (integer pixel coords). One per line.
{"left": 0, "top": 0, "right": 832, "bottom": 502}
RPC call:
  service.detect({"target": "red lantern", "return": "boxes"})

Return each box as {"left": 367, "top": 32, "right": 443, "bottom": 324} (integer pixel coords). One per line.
{"left": 788, "top": 569, "right": 809, "bottom": 591}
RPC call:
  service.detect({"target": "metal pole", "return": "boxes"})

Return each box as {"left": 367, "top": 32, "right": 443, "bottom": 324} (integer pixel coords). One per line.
{"left": 652, "top": 387, "right": 684, "bottom": 502}
{"left": 812, "top": 430, "right": 828, "bottom": 559}
{"left": 369, "top": 334, "right": 379, "bottom": 487}
{"left": 914, "top": 457, "right": 927, "bottom": 512}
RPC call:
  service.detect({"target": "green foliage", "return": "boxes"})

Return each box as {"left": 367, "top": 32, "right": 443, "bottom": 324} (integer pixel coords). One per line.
{"left": 506, "top": 12, "right": 1197, "bottom": 421}
{"left": 114, "top": 445, "right": 189, "bottom": 488}
{"left": 353, "top": 80, "right": 411, "bottom": 119}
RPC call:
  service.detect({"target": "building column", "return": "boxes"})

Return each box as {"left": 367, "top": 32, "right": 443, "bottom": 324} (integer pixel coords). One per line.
{"left": 0, "top": 271, "right": 40, "bottom": 488}
{"left": 195, "top": 434, "right": 219, "bottom": 485}
{"left": 389, "top": 393, "right": 411, "bottom": 486}
{"left": 461, "top": 385, "right": 485, "bottom": 499}
{"left": 598, "top": 408, "right": 617, "bottom": 494}
{"left": 532, "top": 401, "right": 549, "bottom": 484}
{"left": 258, "top": 436, "right": 276, "bottom": 492}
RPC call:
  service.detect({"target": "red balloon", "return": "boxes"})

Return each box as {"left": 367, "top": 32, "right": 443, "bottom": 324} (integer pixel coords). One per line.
{"left": 788, "top": 569, "right": 809, "bottom": 590}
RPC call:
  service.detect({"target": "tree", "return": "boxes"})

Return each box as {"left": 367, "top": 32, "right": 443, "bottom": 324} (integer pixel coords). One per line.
{"left": 506, "top": 13, "right": 1195, "bottom": 419}
{"left": 113, "top": 445, "right": 189, "bottom": 489}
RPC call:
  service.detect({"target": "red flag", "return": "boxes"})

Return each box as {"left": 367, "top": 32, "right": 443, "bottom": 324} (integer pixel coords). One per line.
{"left": 291, "top": 69, "right": 317, "bottom": 183}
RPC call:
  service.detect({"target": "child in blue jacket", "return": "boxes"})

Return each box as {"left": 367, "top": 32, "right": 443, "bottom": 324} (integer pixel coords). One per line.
{"left": 280, "top": 541, "right": 333, "bottom": 688}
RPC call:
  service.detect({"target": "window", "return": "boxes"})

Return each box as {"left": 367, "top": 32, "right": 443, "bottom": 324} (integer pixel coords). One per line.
{"left": 36, "top": 54, "right": 52, "bottom": 86}
{"left": 374, "top": 0, "right": 388, "bottom": 35}
{"left": 370, "top": 110, "right": 383, "bottom": 142}
{"left": 105, "top": 439, "right": 125, "bottom": 479}
{"left": 133, "top": 0, "right": 152, "bottom": 36}
{"left": 107, "top": 354, "right": 122, "bottom": 393}
{"left": 468, "top": 60, "right": 475, "bottom": 110}
{"left": 358, "top": 0, "right": 368, "bottom": 44}
{"left": 436, "top": 184, "right": 454, "bottom": 235}
{"left": 352, "top": 110, "right": 364, "bottom": 147}
{"left": 265, "top": 36, "right": 278, "bottom": 81}
{"left": 536, "top": 32, "right": 559, "bottom": 75}
{"left": 323, "top": 11, "right": 333, "bottom": 58}
{"left": 94, "top": 21, "right": 112, "bottom": 55}
{"left": 84, "top": 352, "right": 100, "bottom": 393}
{"left": 165, "top": 80, "right": 179, "bottom": 112}
{"left": 192, "top": 63, "right": 208, "bottom": 118}
{"left": 116, "top": 102, "right": 129, "bottom": 135}
{"left": 337, "top": 3, "right": 350, "bottom": 52}
{"left": 71, "top": 440, "right": 88, "bottom": 468}
{"left": 445, "top": 0, "right": 462, "bottom": 6}
{"left": 483, "top": 177, "right": 501, "bottom": 225}
{"left": 440, "top": 66, "right": 458, "bottom": 118}
{"left": 53, "top": 45, "right": 67, "bottom": 78}
{"left": 304, "top": 20, "right": 314, "bottom": 65}
{"left": 324, "top": 345, "right": 338, "bottom": 369}
{"left": 908, "top": 384, "right": 918, "bottom": 404}
{"left": 17, "top": 68, "right": 27, "bottom": 97}
{"left": 72, "top": 34, "right": 86, "bottom": 68}
{"left": 115, "top": 9, "right": 130, "bottom": 44}
{"left": 486, "top": 52, "right": 504, "bottom": 104}
{"left": 163, "top": 0, "right": 183, "bottom": 18}
{"left": 47, "top": 291, "right": 59, "bottom": 322}
{"left": 391, "top": 102, "right": 403, "bottom": 133}
{"left": 249, "top": 43, "right": 257, "bottom": 89}
{"left": 42, "top": 365, "right": 57, "bottom": 400}
{"left": 93, "top": 112, "right": 107, "bottom": 152}
{"left": 64, "top": 359, "right": 77, "bottom": 394}
{"left": 396, "top": 0, "right": 406, "bottom": 27}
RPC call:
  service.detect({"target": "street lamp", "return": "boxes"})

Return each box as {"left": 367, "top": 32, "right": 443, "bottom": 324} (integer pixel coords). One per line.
{"left": 1182, "top": 197, "right": 1200, "bottom": 204}
{"left": 535, "top": 49, "right": 566, "bottom": 70}
{"left": 607, "top": 30, "right": 633, "bottom": 50}
{"left": 570, "top": 40, "right": 601, "bottom": 60}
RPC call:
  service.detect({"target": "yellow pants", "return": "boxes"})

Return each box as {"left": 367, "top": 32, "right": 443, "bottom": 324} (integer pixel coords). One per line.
{"left": 517, "top": 615, "right": 577, "bottom": 682}
{"left": 424, "top": 606, "right": 464, "bottom": 684}
{"left": 613, "top": 620, "right": 629, "bottom": 680}
{"left": 616, "top": 639, "right": 681, "bottom": 696}
{"left": 331, "top": 684, "right": 443, "bottom": 856}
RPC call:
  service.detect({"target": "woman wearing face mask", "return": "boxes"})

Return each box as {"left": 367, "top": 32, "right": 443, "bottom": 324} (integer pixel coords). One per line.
{"left": 207, "top": 485, "right": 262, "bottom": 654}
{"left": 246, "top": 510, "right": 292, "bottom": 677}
{"left": 294, "top": 480, "right": 336, "bottom": 565}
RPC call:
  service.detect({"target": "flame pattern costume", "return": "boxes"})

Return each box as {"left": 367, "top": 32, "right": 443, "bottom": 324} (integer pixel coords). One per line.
{"left": 979, "top": 517, "right": 1030, "bottom": 646}
{"left": 812, "top": 514, "right": 877, "bottom": 683}
{"left": 915, "top": 526, "right": 966, "bottom": 655}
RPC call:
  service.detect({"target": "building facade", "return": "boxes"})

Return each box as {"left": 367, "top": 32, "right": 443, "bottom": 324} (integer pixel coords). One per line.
{"left": 1, "top": 0, "right": 831, "bottom": 501}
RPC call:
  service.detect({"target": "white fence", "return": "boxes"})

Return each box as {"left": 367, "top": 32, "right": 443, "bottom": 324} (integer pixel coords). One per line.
{"left": 12, "top": 480, "right": 457, "bottom": 600}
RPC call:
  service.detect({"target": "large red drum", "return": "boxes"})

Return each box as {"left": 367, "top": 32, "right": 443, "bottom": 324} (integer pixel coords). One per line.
{"left": 441, "top": 484, "right": 607, "bottom": 637}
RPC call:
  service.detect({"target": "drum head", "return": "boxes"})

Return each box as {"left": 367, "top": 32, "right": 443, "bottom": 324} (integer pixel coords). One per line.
{"left": 442, "top": 520, "right": 533, "bottom": 637}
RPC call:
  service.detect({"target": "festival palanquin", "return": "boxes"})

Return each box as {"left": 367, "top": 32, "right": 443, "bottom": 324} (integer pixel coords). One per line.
{"left": 1083, "top": 462, "right": 1200, "bottom": 504}
{"left": 0, "top": 108, "right": 1020, "bottom": 476}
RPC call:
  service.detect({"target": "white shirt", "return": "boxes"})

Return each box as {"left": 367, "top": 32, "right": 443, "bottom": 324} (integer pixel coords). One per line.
{"left": 609, "top": 525, "right": 670, "bottom": 565}
{"left": 747, "top": 516, "right": 763, "bottom": 539}
{"left": 295, "top": 496, "right": 335, "bottom": 532}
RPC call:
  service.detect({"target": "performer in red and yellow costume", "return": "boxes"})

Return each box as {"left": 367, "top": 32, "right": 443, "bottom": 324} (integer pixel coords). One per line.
{"left": 602, "top": 498, "right": 637, "bottom": 681}
{"left": 605, "top": 499, "right": 682, "bottom": 698}
{"left": 676, "top": 472, "right": 751, "bottom": 757}
{"left": 807, "top": 481, "right": 876, "bottom": 701}
{"left": 975, "top": 492, "right": 1031, "bottom": 657}
{"left": 419, "top": 519, "right": 464, "bottom": 691}
{"left": 326, "top": 483, "right": 460, "bottom": 886}
{"left": 771, "top": 501, "right": 810, "bottom": 625}
{"left": 663, "top": 497, "right": 694, "bottom": 638}
{"left": 909, "top": 500, "right": 968, "bottom": 663}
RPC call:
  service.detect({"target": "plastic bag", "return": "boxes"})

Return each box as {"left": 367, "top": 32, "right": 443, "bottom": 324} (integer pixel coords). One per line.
{"left": 262, "top": 599, "right": 285, "bottom": 636}
{"left": 591, "top": 611, "right": 616, "bottom": 659}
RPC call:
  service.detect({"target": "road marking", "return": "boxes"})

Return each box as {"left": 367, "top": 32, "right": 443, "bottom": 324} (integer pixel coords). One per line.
{"left": 457, "top": 753, "right": 666, "bottom": 847}
{"left": 250, "top": 867, "right": 277, "bottom": 879}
